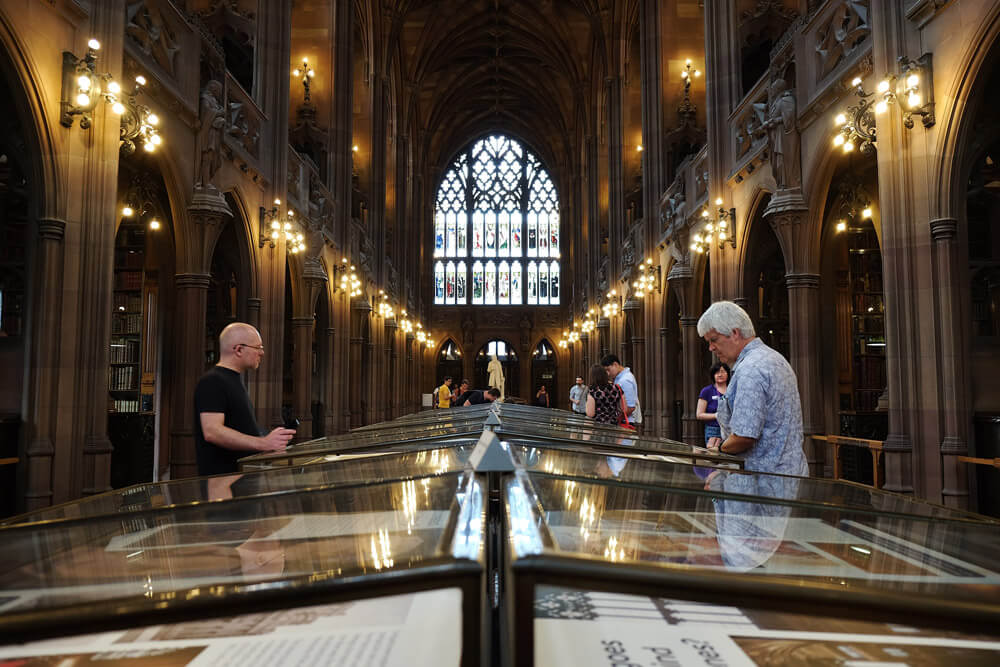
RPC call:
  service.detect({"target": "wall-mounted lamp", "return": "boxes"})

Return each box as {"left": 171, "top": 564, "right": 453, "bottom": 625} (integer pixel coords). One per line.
{"left": 291, "top": 57, "right": 315, "bottom": 105}
{"left": 602, "top": 289, "right": 621, "bottom": 318}
{"left": 336, "top": 257, "right": 362, "bottom": 297}
{"left": 832, "top": 54, "right": 935, "bottom": 154}
{"left": 580, "top": 308, "right": 598, "bottom": 334}
{"left": 691, "top": 199, "right": 736, "bottom": 252}
{"left": 632, "top": 258, "right": 660, "bottom": 298}
{"left": 833, "top": 182, "right": 875, "bottom": 234}
{"left": 259, "top": 199, "right": 305, "bottom": 252}
{"left": 377, "top": 292, "right": 395, "bottom": 319}
{"left": 61, "top": 39, "right": 163, "bottom": 154}
{"left": 120, "top": 179, "right": 163, "bottom": 231}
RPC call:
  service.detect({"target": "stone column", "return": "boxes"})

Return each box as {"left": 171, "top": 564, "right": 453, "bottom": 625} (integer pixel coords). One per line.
{"left": 247, "top": 297, "right": 262, "bottom": 332}
{"left": 23, "top": 218, "right": 67, "bottom": 509}
{"left": 765, "top": 195, "right": 824, "bottom": 475}
{"left": 168, "top": 273, "right": 211, "bottom": 479}
{"left": 680, "top": 315, "right": 703, "bottom": 447}
{"left": 930, "top": 218, "right": 969, "bottom": 508}
{"left": 385, "top": 318, "right": 398, "bottom": 420}
{"left": 291, "top": 316, "right": 314, "bottom": 439}
{"left": 606, "top": 76, "right": 625, "bottom": 278}
{"left": 785, "top": 272, "right": 824, "bottom": 475}
{"left": 322, "top": 325, "right": 336, "bottom": 434}
{"left": 624, "top": 298, "right": 646, "bottom": 427}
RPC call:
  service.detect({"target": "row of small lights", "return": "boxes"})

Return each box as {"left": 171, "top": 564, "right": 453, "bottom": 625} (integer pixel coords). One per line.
{"left": 632, "top": 258, "right": 656, "bottom": 298}
{"left": 690, "top": 199, "right": 730, "bottom": 254}
{"left": 337, "top": 257, "right": 362, "bottom": 297}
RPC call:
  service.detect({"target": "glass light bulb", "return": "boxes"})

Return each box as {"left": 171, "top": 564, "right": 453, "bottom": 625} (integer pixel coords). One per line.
{"left": 111, "top": 101, "right": 125, "bottom": 115}
{"left": 718, "top": 231, "right": 726, "bottom": 240}
{"left": 271, "top": 221, "right": 281, "bottom": 231}
{"left": 715, "top": 197, "right": 722, "bottom": 205}
{"left": 77, "top": 75, "right": 92, "bottom": 91}
{"left": 144, "top": 142, "right": 155, "bottom": 152}
{"left": 719, "top": 219, "right": 727, "bottom": 229}
{"left": 288, "top": 210, "right": 294, "bottom": 217}
{"left": 843, "top": 141, "right": 855, "bottom": 152}
{"left": 107, "top": 81, "right": 121, "bottom": 94}
{"left": 680, "top": 70, "right": 688, "bottom": 79}
{"left": 147, "top": 113, "right": 159, "bottom": 126}
{"left": 701, "top": 209, "right": 709, "bottom": 217}
{"left": 284, "top": 222, "right": 292, "bottom": 231}
{"left": 836, "top": 220, "right": 847, "bottom": 232}
{"left": 862, "top": 207, "right": 873, "bottom": 219}
{"left": 88, "top": 39, "right": 101, "bottom": 50}
{"left": 907, "top": 93, "right": 921, "bottom": 108}
{"left": 907, "top": 73, "right": 920, "bottom": 89}
{"left": 151, "top": 134, "right": 162, "bottom": 145}
{"left": 292, "top": 69, "right": 300, "bottom": 77}
{"left": 833, "top": 134, "right": 845, "bottom": 147}
{"left": 149, "top": 219, "right": 161, "bottom": 230}
{"left": 835, "top": 113, "right": 847, "bottom": 126}
{"left": 877, "top": 80, "right": 890, "bottom": 93}
{"left": 122, "top": 206, "right": 134, "bottom": 217}
{"left": 308, "top": 69, "right": 315, "bottom": 77}
{"left": 875, "top": 100, "right": 887, "bottom": 114}
{"left": 75, "top": 93, "right": 91, "bottom": 107}
{"left": 136, "top": 75, "right": 147, "bottom": 86}
{"left": 851, "top": 77, "right": 862, "bottom": 87}
{"left": 695, "top": 70, "right": 701, "bottom": 77}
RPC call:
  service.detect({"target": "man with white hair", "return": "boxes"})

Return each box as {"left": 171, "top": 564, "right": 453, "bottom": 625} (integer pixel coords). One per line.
{"left": 697, "top": 301, "right": 807, "bottom": 477}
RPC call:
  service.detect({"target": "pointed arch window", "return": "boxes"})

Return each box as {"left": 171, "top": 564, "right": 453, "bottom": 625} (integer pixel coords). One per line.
{"left": 432, "top": 134, "right": 560, "bottom": 306}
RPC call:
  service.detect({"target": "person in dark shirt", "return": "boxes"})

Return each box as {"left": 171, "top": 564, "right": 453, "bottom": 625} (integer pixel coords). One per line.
{"left": 194, "top": 322, "right": 295, "bottom": 475}
{"left": 456, "top": 387, "right": 500, "bottom": 406}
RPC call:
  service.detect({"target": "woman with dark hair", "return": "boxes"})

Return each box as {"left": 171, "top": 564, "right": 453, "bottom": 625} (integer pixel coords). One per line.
{"left": 585, "top": 364, "right": 624, "bottom": 425}
{"left": 696, "top": 362, "right": 730, "bottom": 449}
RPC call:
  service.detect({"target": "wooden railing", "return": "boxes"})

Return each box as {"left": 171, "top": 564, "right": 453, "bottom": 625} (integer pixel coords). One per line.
{"left": 958, "top": 456, "right": 1000, "bottom": 470}
{"left": 812, "top": 433, "right": 884, "bottom": 488}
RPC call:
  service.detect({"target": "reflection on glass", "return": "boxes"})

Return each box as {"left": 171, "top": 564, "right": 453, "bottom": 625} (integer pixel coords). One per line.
{"left": 507, "top": 479, "right": 544, "bottom": 558}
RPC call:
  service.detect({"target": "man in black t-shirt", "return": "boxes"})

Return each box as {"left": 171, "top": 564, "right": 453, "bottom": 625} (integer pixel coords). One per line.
{"left": 455, "top": 387, "right": 501, "bottom": 407}
{"left": 194, "top": 322, "right": 295, "bottom": 475}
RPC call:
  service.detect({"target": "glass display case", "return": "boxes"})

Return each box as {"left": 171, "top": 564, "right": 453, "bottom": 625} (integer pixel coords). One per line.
{"left": 0, "top": 403, "right": 997, "bottom": 666}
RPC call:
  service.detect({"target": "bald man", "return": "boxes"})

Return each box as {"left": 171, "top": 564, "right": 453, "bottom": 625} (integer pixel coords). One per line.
{"left": 193, "top": 322, "right": 295, "bottom": 475}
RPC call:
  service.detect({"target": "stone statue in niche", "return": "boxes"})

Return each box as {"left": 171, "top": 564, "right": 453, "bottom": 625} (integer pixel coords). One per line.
{"left": 761, "top": 76, "right": 801, "bottom": 191}
{"left": 196, "top": 80, "right": 226, "bottom": 188}
{"left": 519, "top": 315, "right": 532, "bottom": 351}
{"left": 462, "top": 316, "right": 474, "bottom": 345}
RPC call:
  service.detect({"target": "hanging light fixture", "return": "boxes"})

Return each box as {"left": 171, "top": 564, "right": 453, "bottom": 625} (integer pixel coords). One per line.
{"left": 690, "top": 199, "right": 737, "bottom": 253}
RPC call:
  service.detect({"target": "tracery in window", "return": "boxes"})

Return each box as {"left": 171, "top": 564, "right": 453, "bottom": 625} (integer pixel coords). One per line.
{"left": 432, "top": 134, "right": 559, "bottom": 305}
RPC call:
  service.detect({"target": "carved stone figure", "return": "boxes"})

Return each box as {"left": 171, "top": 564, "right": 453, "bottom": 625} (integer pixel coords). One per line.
{"left": 488, "top": 354, "right": 505, "bottom": 400}
{"left": 462, "top": 316, "right": 474, "bottom": 344}
{"left": 761, "top": 77, "right": 801, "bottom": 190}
{"left": 196, "top": 80, "right": 226, "bottom": 188}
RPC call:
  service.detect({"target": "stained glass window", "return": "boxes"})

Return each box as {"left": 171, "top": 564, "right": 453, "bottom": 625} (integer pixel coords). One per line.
{"left": 485, "top": 261, "right": 497, "bottom": 305}
{"left": 432, "top": 135, "right": 559, "bottom": 305}
{"left": 456, "top": 261, "right": 467, "bottom": 304}
{"left": 472, "top": 261, "right": 484, "bottom": 304}
{"left": 446, "top": 261, "right": 456, "bottom": 305}
{"left": 434, "top": 261, "right": 445, "bottom": 304}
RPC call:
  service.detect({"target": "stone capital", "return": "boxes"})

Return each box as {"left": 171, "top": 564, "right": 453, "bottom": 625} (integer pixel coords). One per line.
{"left": 929, "top": 217, "right": 958, "bottom": 242}
{"left": 291, "top": 316, "right": 314, "bottom": 328}
{"left": 37, "top": 217, "right": 67, "bottom": 241}
{"left": 785, "top": 272, "right": 821, "bottom": 289}
{"left": 175, "top": 273, "right": 211, "bottom": 290}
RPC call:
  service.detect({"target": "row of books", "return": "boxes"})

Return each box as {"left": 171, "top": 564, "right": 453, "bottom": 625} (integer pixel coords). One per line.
{"left": 112, "top": 313, "right": 142, "bottom": 334}
{"left": 114, "top": 271, "right": 142, "bottom": 290}
{"left": 109, "top": 365, "right": 138, "bottom": 391}
{"left": 115, "top": 250, "right": 144, "bottom": 270}
{"left": 112, "top": 293, "right": 143, "bottom": 313}
{"left": 110, "top": 337, "right": 140, "bottom": 363}
{"left": 110, "top": 399, "right": 141, "bottom": 413}
{"left": 853, "top": 356, "right": 886, "bottom": 389}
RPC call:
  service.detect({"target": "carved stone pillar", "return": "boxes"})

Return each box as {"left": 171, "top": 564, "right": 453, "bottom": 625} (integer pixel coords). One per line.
{"left": 168, "top": 273, "right": 211, "bottom": 479}
{"left": 623, "top": 298, "right": 646, "bottom": 428}
{"left": 930, "top": 218, "right": 969, "bottom": 508}
{"left": 23, "top": 218, "right": 67, "bottom": 509}
{"left": 385, "top": 318, "right": 398, "bottom": 420}
{"left": 323, "top": 326, "right": 336, "bottom": 434}
{"left": 785, "top": 272, "right": 824, "bottom": 475}
{"left": 680, "top": 315, "right": 703, "bottom": 447}
{"left": 247, "top": 297, "right": 262, "bottom": 331}
{"left": 291, "top": 316, "right": 314, "bottom": 440}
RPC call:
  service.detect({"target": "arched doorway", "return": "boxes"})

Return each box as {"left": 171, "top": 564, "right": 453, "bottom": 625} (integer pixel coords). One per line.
{"left": 108, "top": 158, "right": 177, "bottom": 488}
{"left": 0, "top": 61, "right": 38, "bottom": 514}
{"left": 436, "top": 339, "right": 464, "bottom": 387}
{"left": 475, "top": 339, "right": 518, "bottom": 398}
{"left": 531, "top": 339, "right": 557, "bottom": 407}
{"left": 743, "top": 194, "right": 790, "bottom": 359}
{"left": 205, "top": 194, "right": 251, "bottom": 369}
{"left": 819, "top": 164, "right": 886, "bottom": 442}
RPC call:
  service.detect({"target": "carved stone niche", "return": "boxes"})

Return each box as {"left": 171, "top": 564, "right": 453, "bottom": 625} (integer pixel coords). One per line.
{"left": 126, "top": 0, "right": 181, "bottom": 78}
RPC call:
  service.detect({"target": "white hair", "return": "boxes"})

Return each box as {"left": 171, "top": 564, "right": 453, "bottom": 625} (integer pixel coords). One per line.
{"left": 697, "top": 301, "right": 756, "bottom": 338}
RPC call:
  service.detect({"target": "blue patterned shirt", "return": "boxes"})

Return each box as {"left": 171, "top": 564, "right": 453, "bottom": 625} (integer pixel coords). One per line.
{"left": 715, "top": 338, "right": 807, "bottom": 476}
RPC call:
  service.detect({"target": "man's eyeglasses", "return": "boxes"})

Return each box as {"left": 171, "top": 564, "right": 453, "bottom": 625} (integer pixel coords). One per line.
{"left": 236, "top": 343, "right": 264, "bottom": 352}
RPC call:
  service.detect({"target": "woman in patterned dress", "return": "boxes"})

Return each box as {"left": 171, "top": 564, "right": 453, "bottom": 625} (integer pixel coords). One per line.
{"left": 585, "top": 364, "right": 623, "bottom": 425}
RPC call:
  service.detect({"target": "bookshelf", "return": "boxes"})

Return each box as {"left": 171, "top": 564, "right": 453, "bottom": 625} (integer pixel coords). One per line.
{"left": 843, "top": 222, "right": 887, "bottom": 440}
{"left": 109, "top": 225, "right": 146, "bottom": 414}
